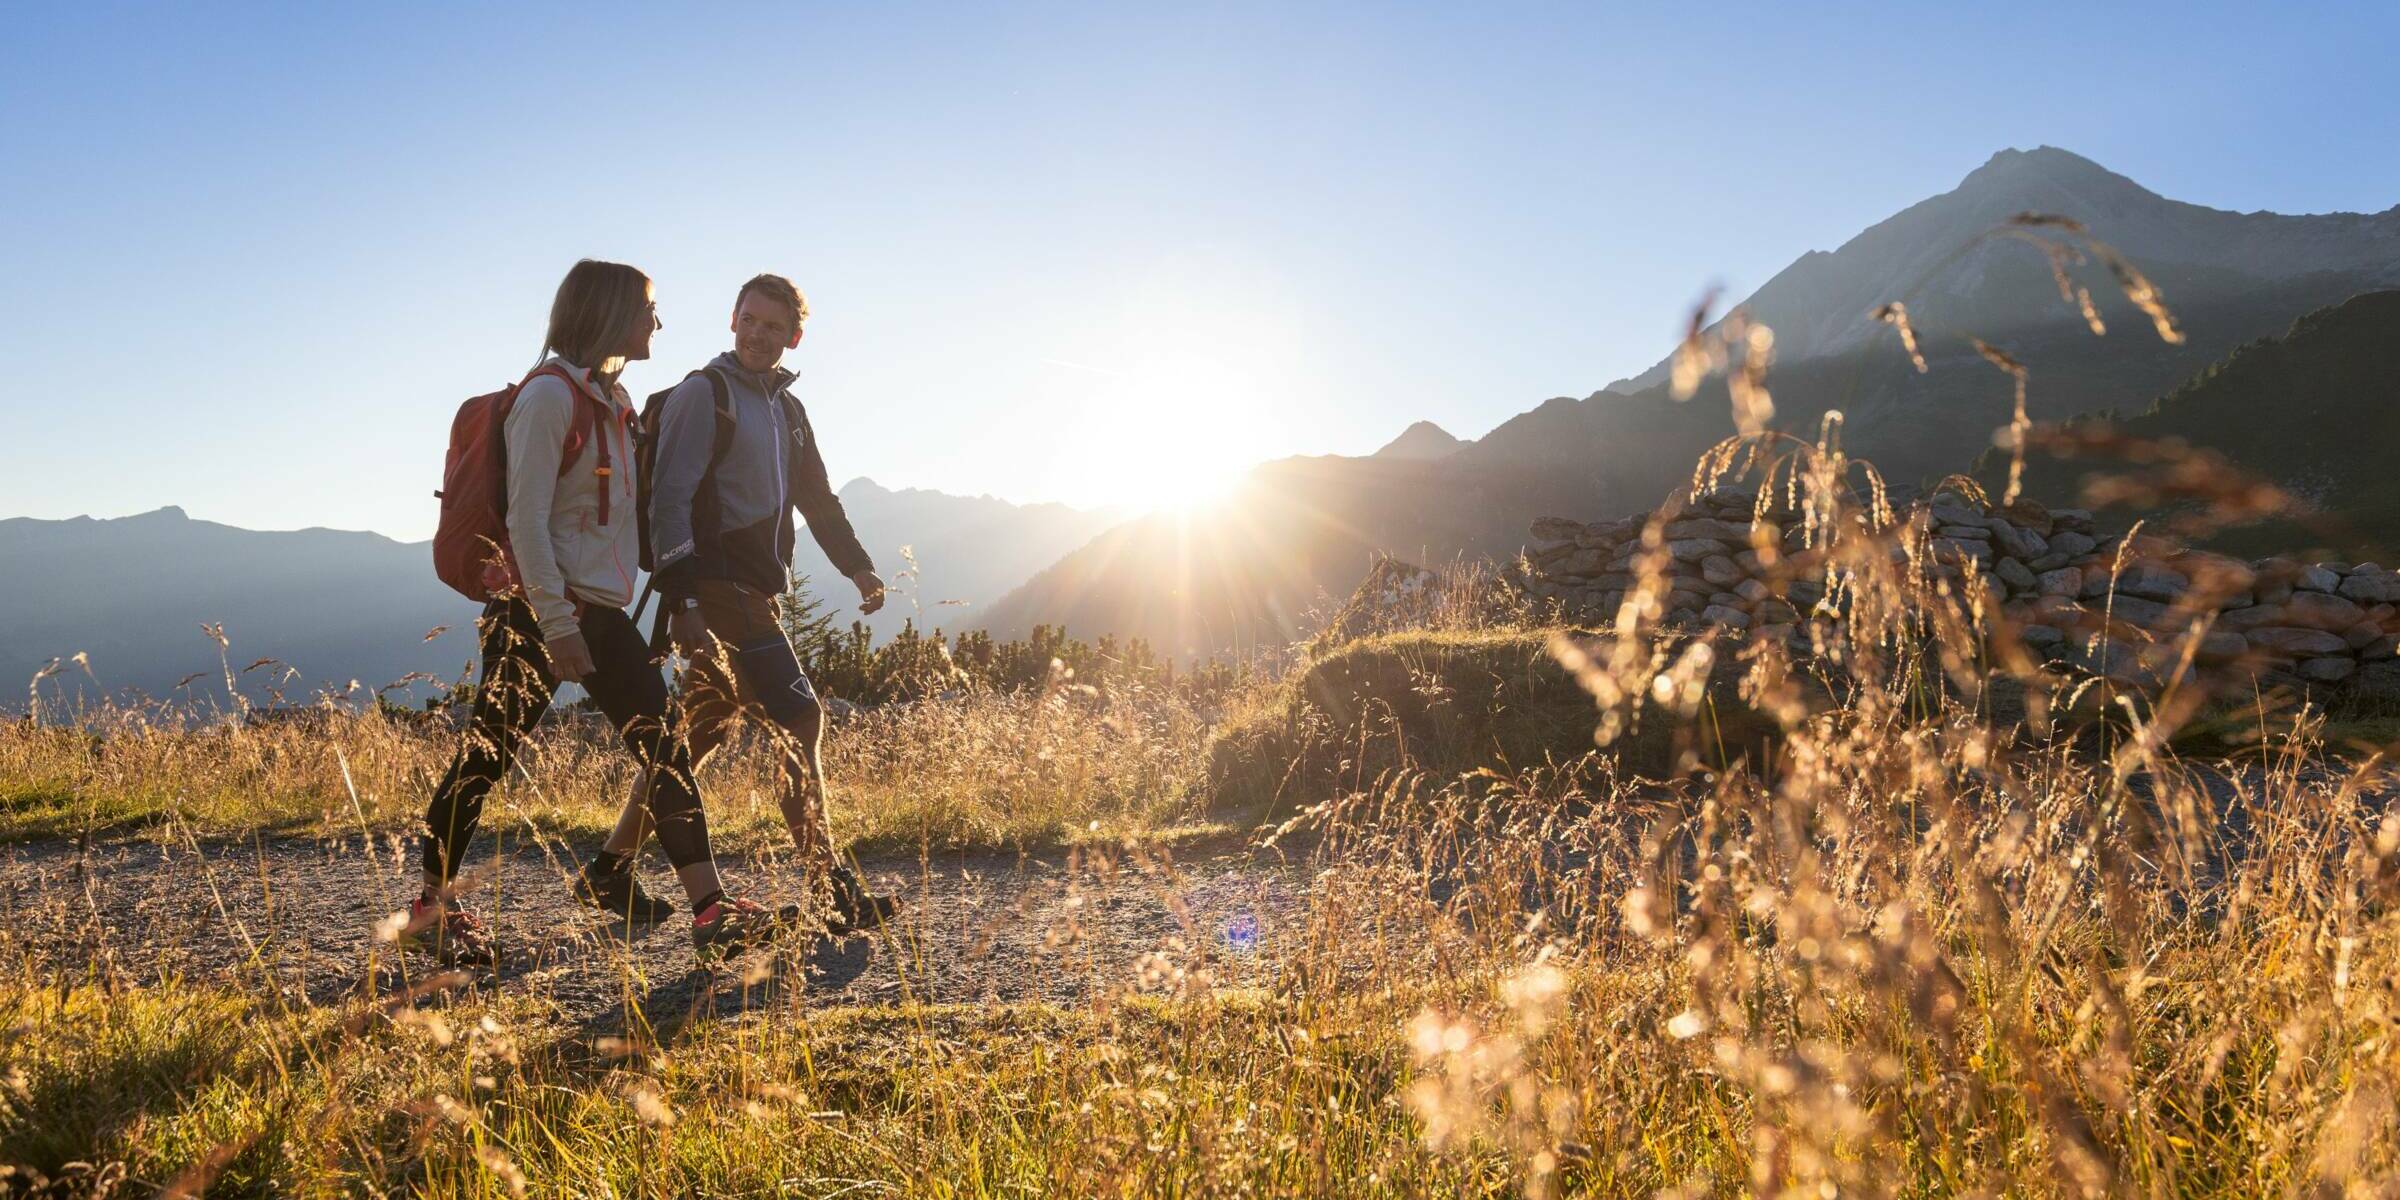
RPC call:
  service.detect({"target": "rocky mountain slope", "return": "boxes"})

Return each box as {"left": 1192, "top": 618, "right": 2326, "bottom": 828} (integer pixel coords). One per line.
{"left": 1606, "top": 146, "right": 2400, "bottom": 393}
{"left": 787, "top": 478, "right": 1123, "bottom": 636}
{"left": 1998, "top": 289, "right": 2400, "bottom": 559}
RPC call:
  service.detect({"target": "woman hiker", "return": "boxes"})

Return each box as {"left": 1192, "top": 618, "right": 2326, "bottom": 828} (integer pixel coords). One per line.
{"left": 406, "top": 259, "right": 791, "bottom": 967}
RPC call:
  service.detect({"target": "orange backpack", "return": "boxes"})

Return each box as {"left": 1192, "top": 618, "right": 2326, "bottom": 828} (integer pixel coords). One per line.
{"left": 431, "top": 365, "right": 616, "bottom": 602}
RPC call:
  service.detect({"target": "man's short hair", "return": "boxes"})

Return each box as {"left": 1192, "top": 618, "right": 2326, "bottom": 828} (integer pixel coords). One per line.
{"left": 736, "top": 273, "right": 808, "bottom": 327}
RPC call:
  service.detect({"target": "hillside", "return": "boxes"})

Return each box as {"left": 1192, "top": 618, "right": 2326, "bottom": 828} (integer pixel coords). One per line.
{"left": 7, "top": 481, "right": 1125, "bottom": 703}
{"left": 788, "top": 478, "right": 1123, "bottom": 636}
{"left": 976, "top": 455, "right": 1466, "bottom": 656}
{"left": 978, "top": 148, "right": 2400, "bottom": 652}
{"left": 0, "top": 507, "right": 475, "bottom": 704}
{"left": 1998, "top": 289, "right": 2400, "bottom": 559}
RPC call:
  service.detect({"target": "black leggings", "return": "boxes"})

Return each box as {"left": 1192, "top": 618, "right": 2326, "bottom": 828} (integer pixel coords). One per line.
{"left": 421, "top": 597, "right": 713, "bottom": 882}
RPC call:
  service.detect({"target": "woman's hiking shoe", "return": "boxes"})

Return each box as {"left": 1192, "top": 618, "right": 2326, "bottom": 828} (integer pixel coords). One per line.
{"left": 691, "top": 896, "right": 798, "bottom": 962}
{"left": 572, "top": 858, "right": 674, "bottom": 923}
{"left": 402, "top": 896, "right": 496, "bottom": 967}
{"left": 829, "top": 865, "right": 899, "bottom": 932}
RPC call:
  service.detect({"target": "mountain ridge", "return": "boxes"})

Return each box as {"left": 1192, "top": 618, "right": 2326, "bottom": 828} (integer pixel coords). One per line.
{"left": 1371, "top": 421, "right": 1465, "bottom": 461}
{"left": 7, "top": 483, "right": 1129, "bottom": 703}
{"left": 791, "top": 479, "right": 1126, "bottom": 636}
{"left": 1996, "top": 288, "right": 2400, "bottom": 558}
{"left": 978, "top": 147, "right": 2400, "bottom": 653}
{"left": 1605, "top": 146, "right": 2400, "bottom": 394}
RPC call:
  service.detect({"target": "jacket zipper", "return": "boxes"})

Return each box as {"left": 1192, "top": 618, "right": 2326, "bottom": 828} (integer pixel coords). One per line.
{"left": 769, "top": 381, "right": 790, "bottom": 553}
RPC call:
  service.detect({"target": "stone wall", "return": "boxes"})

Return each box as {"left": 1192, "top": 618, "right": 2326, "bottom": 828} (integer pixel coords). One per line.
{"left": 1523, "top": 488, "right": 2400, "bottom": 700}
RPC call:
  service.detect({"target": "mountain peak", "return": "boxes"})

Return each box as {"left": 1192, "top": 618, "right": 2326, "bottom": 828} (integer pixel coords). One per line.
{"left": 1373, "top": 420, "right": 1465, "bottom": 461}
{"left": 1953, "top": 145, "right": 2157, "bottom": 205}
{"left": 1966, "top": 144, "right": 2100, "bottom": 177}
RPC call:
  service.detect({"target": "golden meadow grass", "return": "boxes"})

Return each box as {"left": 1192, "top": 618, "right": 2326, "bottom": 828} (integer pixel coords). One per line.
{"left": 0, "top": 676, "right": 1217, "bottom": 853}
{"left": 8, "top": 225, "right": 2400, "bottom": 1196}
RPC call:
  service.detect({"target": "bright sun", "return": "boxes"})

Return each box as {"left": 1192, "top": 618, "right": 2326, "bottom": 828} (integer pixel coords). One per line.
{"left": 1144, "top": 440, "right": 1246, "bottom": 512}
{"left": 1068, "top": 351, "right": 1262, "bottom": 513}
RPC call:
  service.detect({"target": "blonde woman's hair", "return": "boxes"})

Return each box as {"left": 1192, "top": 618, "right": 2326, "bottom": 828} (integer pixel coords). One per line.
{"left": 541, "top": 259, "right": 652, "bottom": 378}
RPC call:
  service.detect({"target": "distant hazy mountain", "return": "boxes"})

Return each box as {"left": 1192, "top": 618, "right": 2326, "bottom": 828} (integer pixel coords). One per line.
{"left": 1, "top": 507, "right": 476, "bottom": 706}
{"left": 1997, "top": 289, "right": 2400, "bottom": 559}
{"left": 979, "top": 148, "right": 2400, "bottom": 653}
{"left": 0, "top": 481, "right": 1125, "bottom": 706}
{"left": 1372, "top": 421, "right": 1465, "bottom": 461}
{"left": 787, "top": 478, "right": 1124, "bottom": 636}
{"left": 976, "top": 454, "right": 1462, "bottom": 656}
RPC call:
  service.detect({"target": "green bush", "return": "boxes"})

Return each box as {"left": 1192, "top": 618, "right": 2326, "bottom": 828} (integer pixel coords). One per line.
{"left": 1203, "top": 627, "right": 1778, "bottom": 818}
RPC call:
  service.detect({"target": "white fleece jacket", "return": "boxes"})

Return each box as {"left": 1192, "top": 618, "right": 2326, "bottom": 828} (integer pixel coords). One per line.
{"left": 503, "top": 357, "right": 641, "bottom": 641}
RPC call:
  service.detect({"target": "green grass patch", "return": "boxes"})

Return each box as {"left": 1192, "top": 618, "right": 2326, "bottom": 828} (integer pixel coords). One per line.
{"left": 0, "top": 682, "right": 1216, "bottom": 854}
{"left": 1203, "top": 626, "right": 1775, "bottom": 817}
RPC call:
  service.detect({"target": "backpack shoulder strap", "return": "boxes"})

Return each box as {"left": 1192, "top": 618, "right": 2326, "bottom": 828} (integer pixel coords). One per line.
{"left": 530, "top": 364, "right": 616, "bottom": 524}
{"left": 700, "top": 368, "right": 738, "bottom": 470}
{"left": 518, "top": 366, "right": 593, "bottom": 476}
{"left": 774, "top": 386, "right": 809, "bottom": 452}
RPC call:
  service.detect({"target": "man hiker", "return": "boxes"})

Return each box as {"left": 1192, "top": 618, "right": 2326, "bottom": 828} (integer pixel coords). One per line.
{"left": 577, "top": 272, "right": 898, "bottom": 931}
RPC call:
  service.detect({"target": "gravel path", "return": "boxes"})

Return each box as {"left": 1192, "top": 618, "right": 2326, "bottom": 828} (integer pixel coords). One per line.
{"left": 0, "top": 831, "right": 1312, "bottom": 1038}
{"left": 9, "top": 764, "right": 2336, "bottom": 1046}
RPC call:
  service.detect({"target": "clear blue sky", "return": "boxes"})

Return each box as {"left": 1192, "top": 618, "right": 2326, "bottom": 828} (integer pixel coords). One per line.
{"left": 5, "top": 1, "right": 2395, "bottom": 539}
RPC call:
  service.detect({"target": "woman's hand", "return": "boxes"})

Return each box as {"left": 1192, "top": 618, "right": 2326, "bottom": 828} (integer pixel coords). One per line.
{"left": 669, "top": 606, "right": 710, "bottom": 656}
{"left": 546, "top": 632, "right": 597, "bottom": 682}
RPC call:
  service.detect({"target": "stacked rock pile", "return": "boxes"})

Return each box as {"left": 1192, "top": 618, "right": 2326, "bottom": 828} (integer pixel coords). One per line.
{"left": 1523, "top": 489, "right": 2400, "bottom": 699}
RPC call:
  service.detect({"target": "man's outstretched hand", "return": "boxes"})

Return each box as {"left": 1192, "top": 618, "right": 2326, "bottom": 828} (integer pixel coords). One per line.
{"left": 851, "top": 569, "right": 887, "bottom": 615}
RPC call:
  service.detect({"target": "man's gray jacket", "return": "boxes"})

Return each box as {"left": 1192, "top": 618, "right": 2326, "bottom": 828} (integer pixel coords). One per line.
{"left": 647, "top": 352, "right": 874, "bottom": 599}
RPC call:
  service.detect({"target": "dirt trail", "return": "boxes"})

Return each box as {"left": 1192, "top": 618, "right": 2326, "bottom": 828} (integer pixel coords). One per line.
{"left": 0, "top": 832, "right": 1312, "bottom": 1035}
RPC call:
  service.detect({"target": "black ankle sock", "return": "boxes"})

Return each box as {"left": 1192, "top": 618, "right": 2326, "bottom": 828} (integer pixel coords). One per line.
{"left": 592, "top": 849, "right": 629, "bottom": 875}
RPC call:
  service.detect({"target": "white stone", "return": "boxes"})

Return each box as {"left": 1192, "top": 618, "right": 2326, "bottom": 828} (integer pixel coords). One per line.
{"left": 2114, "top": 564, "right": 2191, "bottom": 601}
{"left": 2047, "top": 531, "right": 2098, "bottom": 559}
{"left": 2249, "top": 627, "right": 2349, "bottom": 657}
{"left": 1701, "top": 605, "right": 1752, "bottom": 629}
{"left": 2300, "top": 657, "right": 2358, "bottom": 683}
{"left": 2281, "top": 591, "right": 2367, "bottom": 633}
{"left": 2196, "top": 630, "right": 2249, "bottom": 664}
{"left": 2338, "top": 572, "right": 2400, "bottom": 604}
{"left": 1700, "top": 555, "right": 1746, "bottom": 587}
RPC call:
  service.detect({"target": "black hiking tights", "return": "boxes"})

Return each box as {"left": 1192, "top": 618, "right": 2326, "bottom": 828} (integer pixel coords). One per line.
{"left": 421, "top": 597, "right": 713, "bottom": 885}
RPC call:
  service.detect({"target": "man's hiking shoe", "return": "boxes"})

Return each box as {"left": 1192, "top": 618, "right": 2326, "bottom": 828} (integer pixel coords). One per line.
{"left": 402, "top": 896, "right": 496, "bottom": 968}
{"left": 828, "top": 865, "right": 899, "bottom": 932}
{"left": 573, "top": 859, "right": 674, "bottom": 923}
{"left": 692, "top": 896, "right": 798, "bottom": 962}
